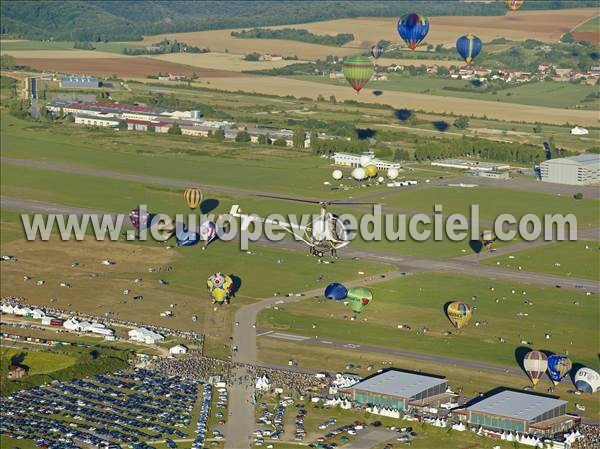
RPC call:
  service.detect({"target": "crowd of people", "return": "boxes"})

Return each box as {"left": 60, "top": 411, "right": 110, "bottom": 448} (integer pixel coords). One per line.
{"left": 576, "top": 424, "right": 600, "bottom": 448}
{"left": 151, "top": 355, "right": 327, "bottom": 393}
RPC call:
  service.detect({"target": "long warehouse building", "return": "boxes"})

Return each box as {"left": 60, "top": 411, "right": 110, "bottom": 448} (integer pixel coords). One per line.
{"left": 540, "top": 154, "right": 600, "bottom": 186}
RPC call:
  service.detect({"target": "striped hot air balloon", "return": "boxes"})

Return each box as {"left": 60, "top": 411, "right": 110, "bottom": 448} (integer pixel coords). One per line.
{"left": 370, "top": 45, "right": 383, "bottom": 61}
{"left": 446, "top": 302, "right": 472, "bottom": 329}
{"left": 456, "top": 34, "right": 483, "bottom": 65}
{"left": 342, "top": 55, "right": 374, "bottom": 94}
{"left": 523, "top": 351, "right": 548, "bottom": 385}
{"left": 507, "top": 0, "right": 525, "bottom": 11}
{"left": 398, "top": 13, "right": 430, "bottom": 50}
{"left": 184, "top": 187, "right": 203, "bottom": 210}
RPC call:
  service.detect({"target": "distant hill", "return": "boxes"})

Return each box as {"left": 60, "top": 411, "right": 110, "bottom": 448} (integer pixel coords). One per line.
{"left": 1, "top": 0, "right": 597, "bottom": 42}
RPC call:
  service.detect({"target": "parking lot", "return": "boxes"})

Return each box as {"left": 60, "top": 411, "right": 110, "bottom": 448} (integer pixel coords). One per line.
{"left": 1, "top": 368, "right": 201, "bottom": 449}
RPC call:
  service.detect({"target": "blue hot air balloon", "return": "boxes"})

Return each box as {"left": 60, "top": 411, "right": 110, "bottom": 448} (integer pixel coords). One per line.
{"left": 398, "top": 13, "right": 430, "bottom": 51}
{"left": 456, "top": 34, "right": 483, "bottom": 65}
{"left": 324, "top": 283, "right": 348, "bottom": 301}
{"left": 547, "top": 355, "right": 572, "bottom": 386}
{"left": 176, "top": 225, "right": 200, "bottom": 247}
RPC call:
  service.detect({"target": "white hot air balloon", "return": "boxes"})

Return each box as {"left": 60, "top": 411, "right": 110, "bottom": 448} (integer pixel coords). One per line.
{"left": 352, "top": 167, "right": 367, "bottom": 181}
{"left": 574, "top": 367, "right": 600, "bottom": 393}
{"left": 359, "top": 155, "right": 372, "bottom": 168}
{"left": 387, "top": 168, "right": 399, "bottom": 180}
{"left": 332, "top": 169, "right": 343, "bottom": 180}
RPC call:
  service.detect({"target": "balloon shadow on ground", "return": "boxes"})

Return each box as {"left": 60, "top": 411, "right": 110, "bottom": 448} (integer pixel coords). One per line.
{"left": 514, "top": 346, "right": 533, "bottom": 376}
{"left": 393, "top": 108, "right": 413, "bottom": 121}
{"left": 356, "top": 128, "right": 377, "bottom": 140}
{"left": 570, "top": 362, "right": 586, "bottom": 384}
{"left": 471, "top": 79, "right": 483, "bottom": 88}
{"left": 230, "top": 274, "right": 242, "bottom": 297}
{"left": 373, "top": 90, "right": 383, "bottom": 96}
{"left": 469, "top": 240, "right": 483, "bottom": 254}
{"left": 200, "top": 199, "right": 219, "bottom": 214}
{"left": 443, "top": 301, "right": 455, "bottom": 328}
{"left": 432, "top": 121, "right": 450, "bottom": 132}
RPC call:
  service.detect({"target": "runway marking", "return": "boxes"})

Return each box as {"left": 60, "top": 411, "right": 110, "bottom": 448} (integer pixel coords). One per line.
{"left": 266, "top": 332, "right": 311, "bottom": 342}
{"left": 255, "top": 330, "right": 273, "bottom": 337}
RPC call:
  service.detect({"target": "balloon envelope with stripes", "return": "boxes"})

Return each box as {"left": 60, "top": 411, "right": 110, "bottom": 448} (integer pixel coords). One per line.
{"left": 342, "top": 55, "right": 374, "bottom": 94}
{"left": 523, "top": 350, "right": 548, "bottom": 385}
{"left": 184, "top": 187, "right": 203, "bottom": 210}
{"left": 456, "top": 34, "right": 483, "bottom": 65}
{"left": 398, "top": 13, "right": 430, "bottom": 50}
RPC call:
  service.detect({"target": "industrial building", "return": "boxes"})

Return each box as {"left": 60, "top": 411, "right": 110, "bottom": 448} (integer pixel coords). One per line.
{"left": 339, "top": 370, "right": 449, "bottom": 412}
{"left": 539, "top": 154, "right": 600, "bottom": 186}
{"left": 431, "top": 159, "right": 510, "bottom": 172}
{"left": 60, "top": 76, "right": 100, "bottom": 89}
{"left": 457, "top": 390, "right": 577, "bottom": 437}
{"left": 333, "top": 152, "right": 401, "bottom": 170}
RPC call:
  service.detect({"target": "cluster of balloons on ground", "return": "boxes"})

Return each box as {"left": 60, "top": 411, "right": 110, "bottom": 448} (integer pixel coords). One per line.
{"left": 324, "top": 282, "right": 373, "bottom": 314}
{"left": 344, "top": 1, "right": 525, "bottom": 93}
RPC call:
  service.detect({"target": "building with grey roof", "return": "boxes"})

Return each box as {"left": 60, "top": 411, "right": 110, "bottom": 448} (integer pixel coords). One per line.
{"left": 60, "top": 76, "right": 100, "bottom": 89}
{"left": 339, "top": 370, "right": 448, "bottom": 411}
{"left": 540, "top": 154, "right": 600, "bottom": 186}
{"left": 459, "top": 390, "right": 577, "bottom": 436}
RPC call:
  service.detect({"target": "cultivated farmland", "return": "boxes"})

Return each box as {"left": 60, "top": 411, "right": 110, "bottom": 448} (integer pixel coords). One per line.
{"left": 151, "top": 52, "right": 307, "bottom": 72}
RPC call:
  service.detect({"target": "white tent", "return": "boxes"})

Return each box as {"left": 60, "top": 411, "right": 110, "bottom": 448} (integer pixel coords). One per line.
{"left": 255, "top": 375, "right": 271, "bottom": 391}
{"left": 571, "top": 126, "right": 589, "bottom": 135}
{"left": 169, "top": 344, "right": 188, "bottom": 355}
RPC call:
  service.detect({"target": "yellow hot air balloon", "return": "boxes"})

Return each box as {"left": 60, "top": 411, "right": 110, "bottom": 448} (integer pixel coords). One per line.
{"left": 506, "top": 0, "right": 524, "bottom": 11}
{"left": 365, "top": 164, "right": 378, "bottom": 178}
{"left": 446, "top": 302, "right": 472, "bottom": 329}
{"left": 184, "top": 187, "right": 203, "bottom": 210}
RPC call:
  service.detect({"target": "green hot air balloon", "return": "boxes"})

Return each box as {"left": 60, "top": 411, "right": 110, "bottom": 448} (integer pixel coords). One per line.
{"left": 347, "top": 287, "right": 373, "bottom": 313}
{"left": 342, "top": 55, "right": 374, "bottom": 94}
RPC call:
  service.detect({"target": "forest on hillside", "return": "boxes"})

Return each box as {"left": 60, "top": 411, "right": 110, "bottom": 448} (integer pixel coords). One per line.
{"left": 1, "top": 1, "right": 597, "bottom": 42}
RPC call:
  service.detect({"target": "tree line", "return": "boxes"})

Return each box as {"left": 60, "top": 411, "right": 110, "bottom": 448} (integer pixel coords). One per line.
{"left": 232, "top": 28, "right": 354, "bottom": 47}
{"left": 122, "top": 39, "right": 208, "bottom": 55}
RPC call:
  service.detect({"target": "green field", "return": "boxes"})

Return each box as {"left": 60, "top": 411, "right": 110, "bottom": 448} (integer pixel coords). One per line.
{"left": 380, "top": 185, "right": 599, "bottom": 228}
{"left": 484, "top": 240, "right": 599, "bottom": 280}
{"left": 259, "top": 272, "right": 599, "bottom": 369}
{"left": 574, "top": 15, "right": 600, "bottom": 32}
{"left": 291, "top": 75, "right": 600, "bottom": 110}
{"left": 0, "top": 345, "right": 129, "bottom": 395}
{"left": 0, "top": 347, "right": 76, "bottom": 374}
{"left": 0, "top": 39, "right": 144, "bottom": 54}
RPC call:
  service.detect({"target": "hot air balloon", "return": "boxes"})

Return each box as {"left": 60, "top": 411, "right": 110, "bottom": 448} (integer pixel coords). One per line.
{"left": 332, "top": 169, "right": 343, "bottom": 181}
{"left": 387, "top": 168, "right": 399, "bottom": 180}
{"left": 456, "top": 34, "right": 483, "bottom": 65}
{"left": 347, "top": 287, "right": 372, "bottom": 313}
{"left": 370, "top": 45, "right": 383, "bottom": 61}
{"left": 184, "top": 187, "right": 203, "bottom": 210}
{"left": 480, "top": 230, "right": 497, "bottom": 251}
{"left": 523, "top": 351, "right": 548, "bottom": 386}
{"left": 324, "top": 283, "right": 348, "bottom": 301}
{"left": 446, "top": 302, "right": 472, "bottom": 329}
{"left": 352, "top": 167, "right": 367, "bottom": 181}
{"left": 365, "top": 164, "right": 378, "bottom": 178}
{"left": 506, "top": 0, "right": 525, "bottom": 11}
{"left": 129, "top": 208, "right": 151, "bottom": 233}
{"left": 547, "top": 355, "right": 572, "bottom": 385}
{"left": 176, "top": 225, "right": 200, "bottom": 247}
{"left": 398, "top": 13, "right": 430, "bottom": 51}
{"left": 574, "top": 368, "right": 600, "bottom": 393}
{"left": 200, "top": 220, "right": 217, "bottom": 250}
{"left": 342, "top": 55, "right": 374, "bottom": 94}
{"left": 207, "top": 272, "right": 234, "bottom": 304}
{"left": 359, "top": 155, "right": 372, "bottom": 167}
